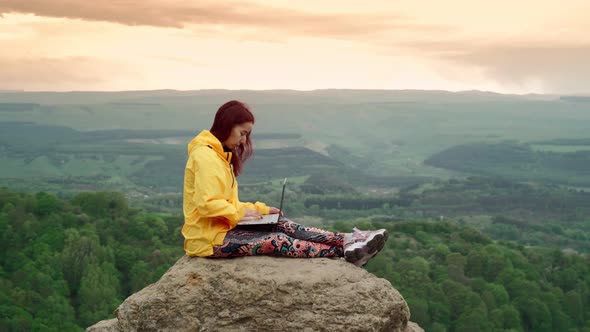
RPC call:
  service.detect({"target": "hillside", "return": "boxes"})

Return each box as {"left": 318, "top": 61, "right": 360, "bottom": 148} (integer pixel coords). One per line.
{"left": 1, "top": 90, "right": 589, "bottom": 196}
{"left": 2, "top": 90, "right": 590, "bottom": 330}
{"left": 1, "top": 189, "right": 589, "bottom": 331}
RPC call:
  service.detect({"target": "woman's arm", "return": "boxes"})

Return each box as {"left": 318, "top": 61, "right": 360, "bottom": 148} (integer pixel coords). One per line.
{"left": 191, "top": 152, "right": 245, "bottom": 226}
{"left": 238, "top": 201, "right": 270, "bottom": 215}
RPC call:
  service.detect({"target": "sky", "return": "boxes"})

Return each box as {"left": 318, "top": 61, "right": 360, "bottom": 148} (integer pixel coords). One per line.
{"left": 1, "top": 0, "right": 589, "bottom": 94}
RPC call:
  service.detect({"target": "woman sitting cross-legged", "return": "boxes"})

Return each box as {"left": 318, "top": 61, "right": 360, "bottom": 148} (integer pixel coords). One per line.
{"left": 182, "top": 100, "right": 388, "bottom": 266}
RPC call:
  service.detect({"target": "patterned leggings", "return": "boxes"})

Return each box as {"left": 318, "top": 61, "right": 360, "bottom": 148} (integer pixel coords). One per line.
{"left": 212, "top": 219, "right": 345, "bottom": 258}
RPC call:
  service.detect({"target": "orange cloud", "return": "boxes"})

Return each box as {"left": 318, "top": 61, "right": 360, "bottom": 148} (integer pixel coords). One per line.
{"left": 0, "top": 56, "right": 137, "bottom": 91}
{"left": 2, "top": 1, "right": 589, "bottom": 93}
{"left": 442, "top": 43, "right": 590, "bottom": 94}
{"left": 385, "top": 38, "right": 590, "bottom": 94}
{"left": 0, "top": 0, "right": 447, "bottom": 41}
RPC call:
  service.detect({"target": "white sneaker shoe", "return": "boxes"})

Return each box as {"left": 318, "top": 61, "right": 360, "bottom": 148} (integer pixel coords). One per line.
{"left": 343, "top": 228, "right": 388, "bottom": 267}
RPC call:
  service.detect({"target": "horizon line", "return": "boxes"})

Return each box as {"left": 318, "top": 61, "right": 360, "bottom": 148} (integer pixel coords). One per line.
{"left": 2, "top": 88, "right": 585, "bottom": 97}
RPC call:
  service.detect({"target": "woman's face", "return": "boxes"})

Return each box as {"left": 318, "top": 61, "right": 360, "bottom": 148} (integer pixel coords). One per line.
{"left": 224, "top": 122, "right": 253, "bottom": 150}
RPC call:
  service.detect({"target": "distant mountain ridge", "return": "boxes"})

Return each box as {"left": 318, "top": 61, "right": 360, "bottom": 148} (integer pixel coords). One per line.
{"left": 560, "top": 96, "right": 590, "bottom": 102}
{"left": 0, "top": 89, "right": 555, "bottom": 105}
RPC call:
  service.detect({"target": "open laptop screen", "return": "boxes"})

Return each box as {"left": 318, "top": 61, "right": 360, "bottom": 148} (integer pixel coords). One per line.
{"left": 238, "top": 178, "right": 286, "bottom": 225}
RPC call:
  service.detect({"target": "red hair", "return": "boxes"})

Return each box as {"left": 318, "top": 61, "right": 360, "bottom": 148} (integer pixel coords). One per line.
{"left": 210, "top": 100, "right": 255, "bottom": 177}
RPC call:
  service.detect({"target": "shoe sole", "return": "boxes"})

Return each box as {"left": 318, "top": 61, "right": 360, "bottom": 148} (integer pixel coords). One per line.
{"left": 358, "top": 230, "right": 389, "bottom": 267}
{"left": 344, "top": 230, "right": 389, "bottom": 266}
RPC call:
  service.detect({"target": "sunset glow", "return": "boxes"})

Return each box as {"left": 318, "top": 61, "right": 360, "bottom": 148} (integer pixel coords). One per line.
{"left": 1, "top": 0, "right": 589, "bottom": 94}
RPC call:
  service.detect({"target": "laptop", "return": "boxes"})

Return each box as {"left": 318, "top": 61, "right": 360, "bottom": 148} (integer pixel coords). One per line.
{"left": 238, "top": 178, "right": 287, "bottom": 225}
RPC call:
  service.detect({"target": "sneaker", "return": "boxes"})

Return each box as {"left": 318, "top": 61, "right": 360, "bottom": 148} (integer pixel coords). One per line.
{"left": 344, "top": 228, "right": 388, "bottom": 267}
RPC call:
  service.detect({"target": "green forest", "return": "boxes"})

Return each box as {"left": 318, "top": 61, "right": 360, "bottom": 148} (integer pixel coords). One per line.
{"left": 1, "top": 188, "right": 590, "bottom": 331}
{"left": 0, "top": 189, "right": 184, "bottom": 331}
{"left": 424, "top": 141, "right": 590, "bottom": 187}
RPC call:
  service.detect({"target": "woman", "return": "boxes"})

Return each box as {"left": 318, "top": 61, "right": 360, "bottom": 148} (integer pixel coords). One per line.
{"left": 182, "top": 100, "right": 387, "bottom": 267}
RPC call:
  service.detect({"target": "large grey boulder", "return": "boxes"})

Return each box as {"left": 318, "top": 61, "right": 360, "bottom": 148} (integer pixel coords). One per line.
{"left": 87, "top": 255, "right": 423, "bottom": 332}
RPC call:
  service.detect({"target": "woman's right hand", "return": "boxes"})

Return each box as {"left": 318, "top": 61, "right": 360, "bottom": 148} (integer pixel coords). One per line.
{"left": 269, "top": 207, "right": 283, "bottom": 216}
{"left": 244, "top": 209, "right": 262, "bottom": 219}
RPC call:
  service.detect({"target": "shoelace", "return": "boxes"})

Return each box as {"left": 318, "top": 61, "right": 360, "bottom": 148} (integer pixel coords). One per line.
{"left": 345, "top": 227, "right": 369, "bottom": 246}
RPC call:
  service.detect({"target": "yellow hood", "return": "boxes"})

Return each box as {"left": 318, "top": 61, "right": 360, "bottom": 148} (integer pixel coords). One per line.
{"left": 188, "top": 130, "right": 231, "bottom": 163}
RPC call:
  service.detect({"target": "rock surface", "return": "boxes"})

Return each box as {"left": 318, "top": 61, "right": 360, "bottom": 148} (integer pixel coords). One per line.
{"left": 86, "top": 318, "right": 120, "bottom": 332}
{"left": 87, "top": 255, "right": 423, "bottom": 332}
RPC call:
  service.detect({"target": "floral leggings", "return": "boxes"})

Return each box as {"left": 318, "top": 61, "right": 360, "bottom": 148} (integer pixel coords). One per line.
{"left": 212, "top": 219, "right": 345, "bottom": 258}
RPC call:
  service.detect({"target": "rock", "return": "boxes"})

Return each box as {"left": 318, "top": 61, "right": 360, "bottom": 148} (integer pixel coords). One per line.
{"left": 86, "top": 318, "right": 120, "bottom": 332}
{"left": 87, "top": 255, "right": 423, "bottom": 332}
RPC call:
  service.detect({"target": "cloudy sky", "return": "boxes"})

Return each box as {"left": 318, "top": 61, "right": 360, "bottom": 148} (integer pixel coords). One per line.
{"left": 1, "top": 0, "right": 589, "bottom": 94}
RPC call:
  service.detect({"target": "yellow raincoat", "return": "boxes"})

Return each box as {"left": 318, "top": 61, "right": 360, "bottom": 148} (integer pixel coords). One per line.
{"left": 182, "top": 130, "right": 270, "bottom": 257}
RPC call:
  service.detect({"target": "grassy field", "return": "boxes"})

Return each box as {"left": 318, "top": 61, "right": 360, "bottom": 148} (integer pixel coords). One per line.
{"left": 1, "top": 90, "right": 589, "bottom": 196}
{"left": 530, "top": 144, "right": 590, "bottom": 152}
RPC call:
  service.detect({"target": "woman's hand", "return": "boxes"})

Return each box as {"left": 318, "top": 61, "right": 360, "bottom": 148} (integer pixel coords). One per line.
{"left": 269, "top": 207, "right": 283, "bottom": 216}
{"left": 244, "top": 209, "right": 262, "bottom": 219}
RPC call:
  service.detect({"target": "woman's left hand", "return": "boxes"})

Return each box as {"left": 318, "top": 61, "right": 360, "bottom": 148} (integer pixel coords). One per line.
{"left": 269, "top": 207, "right": 283, "bottom": 216}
